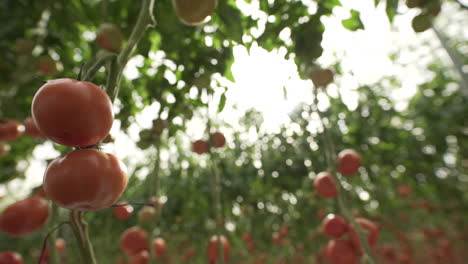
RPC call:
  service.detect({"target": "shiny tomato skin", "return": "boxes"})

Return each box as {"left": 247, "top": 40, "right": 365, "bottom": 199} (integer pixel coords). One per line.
{"left": 43, "top": 149, "right": 128, "bottom": 211}
{"left": 325, "top": 239, "right": 358, "bottom": 264}
{"left": 0, "top": 251, "right": 24, "bottom": 264}
{"left": 314, "top": 172, "right": 338, "bottom": 198}
{"left": 0, "top": 120, "right": 23, "bottom": 142}
{"left": 153, "top": 238, "right": 166, "bottom": 257}
{"left": 113, "top": 204, "right": 134, "bottom": 220}
{"left": 0, "top": 197, "right": 49, "bottom": 237}
{"left": 322, "top": 214, "right": 349, "bottom": 238}
{"left": 24, "top": 117, "right": 44, "bottom": 138}
{"left": 120, "top": 227, "right": 149, "bottom": 256}
{"left": 337, "top": 149, "right": 361, "bottom": 176}
{"left": 129, "top": 250, "right": 150, "bottom": 264}
{"left": 32, "top": 78, "right": 113, "bottom": 147}
{"left": 207, "top": 235, "right": 230, "bottom": 264}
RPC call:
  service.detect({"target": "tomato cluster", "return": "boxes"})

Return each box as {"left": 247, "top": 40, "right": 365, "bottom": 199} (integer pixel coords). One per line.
{"left": 320, "top": 214, "right": 379, "bottom": 264}
{"left": 119, "top": 226, "right": 168, "bottom": 263}
{"left": 28, "top": 78, "right": 129, "bottom": 211}
{"left": 192, "top": 131, "right": 226, "bottom": 154}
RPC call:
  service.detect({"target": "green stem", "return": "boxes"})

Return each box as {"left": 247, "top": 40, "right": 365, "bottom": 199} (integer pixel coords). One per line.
{"left": 105, "top": 0, "right": 156, "bottom": 102}
{"left": 432, "top": 25, "right": 468, "bottom": 100}
{"left": 69, "top": 210, "right": 97, "bottom": 264}
{"left": 82, "top": 53, "right": 118, "bottom": 82}
{"left": 312, "top": 87, "right": 376, "bottom": 264}
{"left": 48, "top": 204, "right": 60, "bottom": 264}
{"left": 206, "top": 114, "right": 225, "bottom": 264}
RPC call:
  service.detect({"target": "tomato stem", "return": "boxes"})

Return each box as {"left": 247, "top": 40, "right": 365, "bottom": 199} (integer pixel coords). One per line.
{"left": 312, "top": 87, "right": 376, "bottom": 264}
{"left": 81, "top": 53, "right": 117, "bottom": 82}
{"left": 69, "top": 210, "right": 97, "bottom": 264}
{"left": 38, "top": 220, "right": 70, "bottom": 264}
{"left": 105, "top": 0, "right": 156, "bottom": 102}
{"left": 207, "top": 107, "right": 225, "bottom": 264}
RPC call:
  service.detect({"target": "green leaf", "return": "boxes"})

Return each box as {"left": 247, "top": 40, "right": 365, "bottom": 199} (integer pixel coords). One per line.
{"left": 386, "top": 0, "right": 399, "bottom": 22}
{"left": 342, "top": 10, "right": 364, "bottom": 31}
{"left": 219, "top": 4, "right": 244, "bottom": 44}
{"left": 218, "top": 93, "right": 227, "bottom": 112}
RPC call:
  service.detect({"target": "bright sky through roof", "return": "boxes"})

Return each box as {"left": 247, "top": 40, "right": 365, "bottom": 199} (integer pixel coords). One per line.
{"left": 1, "top": 1, "right": 464, "bottom": 199}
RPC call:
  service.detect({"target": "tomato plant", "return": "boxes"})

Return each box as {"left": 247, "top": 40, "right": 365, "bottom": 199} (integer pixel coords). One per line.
{"left": 0, "top": 197, "right": 48, "bottom": 237}
{"left": 32, "top": 78, "right": 114, "bottom": 147}
{"left": 43, "top": 149, "right": 128, "bottom": 211}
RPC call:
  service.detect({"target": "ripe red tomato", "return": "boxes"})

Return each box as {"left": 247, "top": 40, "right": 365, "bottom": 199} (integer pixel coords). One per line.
{"left": 337, "top": 149, "right": 361, "bottom": 176}
{"left": 153, "top": 238, "right": 166, "bottom": 257}
{"left": 355, "top": 217, "right": 379, "bottom": 247}
{"left": 129, "top": 250, "right": 150, "bottom": 264}
{"left": 192, "top": 140, "right": 209, "bottom": 154}
{"left": 172, "top": 0, "right": 217, "bottom": 25}
{"left": 313, "top": 172, "right": 338, "bottom": 198}
{"left": 0, "top": 251, "right": 24, "bottom": 264}
{"left": 210, "top": 132, "right": 226, "bottom": 148}
{"left": 43, "top": 149, "right": 128, "bottom": 211}
{"left": 271, "top": 232, "right": 282, "bottom": 246}
{"left": 120, "top": 227, "right": 149, "bottom": 256}
{"left": 36, "top": 55, "right": 58, "bottom": 76}
{"left": 325, "top": 239, "right": 358, "bottom": 264}
{"left": 24, "top": 117, "right": 44, "bottom": 138}
{"left": 32, "top": 78, "right": 114, "bottom": 147}
{"left": 207, "top": 235, "right": 230, "bottom": 264}
{"left": 113, "top": 204, "right": 134, "bottom": 220}
{"left": 0, "top": 197, "right": 49, "bottom": 237}
{"left": 96, "top": 23, "right": 123, "bottom": 52}
{"left": 322, "top": 214, "right": 349, "bottom": 238}
{"left": 0, "top": 120, "right": 23, "bottom": 142}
